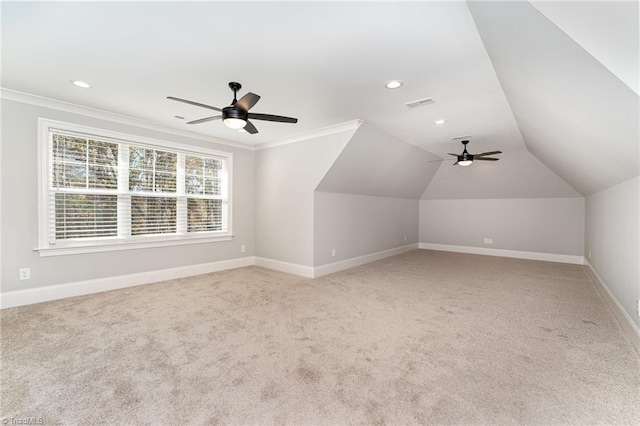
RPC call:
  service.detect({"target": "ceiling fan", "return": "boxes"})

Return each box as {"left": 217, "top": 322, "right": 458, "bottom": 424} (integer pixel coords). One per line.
{"left": 430, "top": 140, "right": 502, "bottom": 166}
{"left": 167, "top": 82, "right": 298, "bottom": 134}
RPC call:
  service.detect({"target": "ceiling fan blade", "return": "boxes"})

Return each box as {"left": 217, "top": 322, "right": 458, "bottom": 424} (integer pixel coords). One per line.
{"left": 475, "top": 151, "right": 502, "bottom": 157}
{"left": 474, "top": 157, "right": 499, "bottom": 161}
{"left": 167, "top": 96, "right": 222, "bottom": 112}
{"left": 236, "top": 92, "right": 261, "bottom": 111}
{"left": 186, "top": 115, "right": 222, "bottom": 125}
{"left": 428, "top": 159, "right": 445, "bottom": 163}
{"left": 453, "top": 161, "right": 459, "bottom": 166}
{"left": 447, "top": 153, "right": 459, "bottom": 157}
{"left": 243, "top": 120, "right": 259, "bottom": 134}
{"left": 248, "top": 113, "right": 298, "bottom": 123}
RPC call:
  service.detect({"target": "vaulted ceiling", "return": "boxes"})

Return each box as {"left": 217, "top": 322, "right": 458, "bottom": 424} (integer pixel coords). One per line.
{"left": 2, "top": 1, "right": 638, "bottom": 197}
{"left": 468, "top": 0, "right": 639, "bottom": 196}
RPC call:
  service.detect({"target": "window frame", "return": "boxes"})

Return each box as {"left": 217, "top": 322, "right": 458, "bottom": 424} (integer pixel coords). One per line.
{"left": 37, "top": 118, "right": 233, "bottom": 257}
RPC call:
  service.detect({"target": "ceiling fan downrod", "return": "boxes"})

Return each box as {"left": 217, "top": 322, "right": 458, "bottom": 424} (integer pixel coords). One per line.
{"left": 229, "top": 82, "right": 242, "bottom": 105}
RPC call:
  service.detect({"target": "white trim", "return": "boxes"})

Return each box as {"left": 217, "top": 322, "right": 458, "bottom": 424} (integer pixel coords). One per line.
{"left": 39, "top": 117, "right": 235, "bottom": 158}
{"left": 583, "top": 260, "right": 640, "bottom": 355}
{"left": 314, "top": 243, "right": 419, "bottom": 277}
{"left": 2, "top": 88, "right": 364, "bottom": 152}
{"left": 35, "top": 235, "right": 233, "bottom": 257}
{"left": 1, "top": 88, "right": 252, "bottom": 150}
{"left": 0, "top": 256, "right": 255, "bottom": 309}
{"left": 255, "top": 244, "right": 419, "bottom": 279}
{"left": 254, "top": 257, "right": 315, "bottom": 278}
{"left": 37, "top": 118, "right": 233, "bottom": 254}
{"left": 254, "top": 119, "right": 362, "bottom": 150}
{"left": 418, "top": 242, "right": 585, "bottom": 265}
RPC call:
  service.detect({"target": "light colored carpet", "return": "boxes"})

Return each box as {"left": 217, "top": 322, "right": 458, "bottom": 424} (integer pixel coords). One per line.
{"left": 1, "top": 250, "right": 639, "bottom": 425}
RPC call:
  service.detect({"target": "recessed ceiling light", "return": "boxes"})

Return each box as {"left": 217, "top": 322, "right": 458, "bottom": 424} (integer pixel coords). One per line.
{"left": 434, "top": 119, "right": 447, "bottom": 125}
{"left": 70, "top": 80, "right": 91, "bottom": 89}
{"left": 384, "top": 80, "right": 403, "bottom": 89}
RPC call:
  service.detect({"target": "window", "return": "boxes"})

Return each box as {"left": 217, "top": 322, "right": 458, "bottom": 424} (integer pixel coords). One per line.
{"left": 38, "top": 119, "right": 232, "bottom": 256}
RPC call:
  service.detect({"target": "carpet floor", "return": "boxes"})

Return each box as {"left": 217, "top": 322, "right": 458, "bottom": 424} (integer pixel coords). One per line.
{"left": 1, "top": 250, "right": 639, "bottom": 425}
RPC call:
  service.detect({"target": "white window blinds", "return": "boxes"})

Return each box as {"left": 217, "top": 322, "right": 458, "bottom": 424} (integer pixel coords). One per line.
{"left": 185, "top": 155, "right": 228, "bottom": 232}
{"left": 42, "top": 123, "right": 231, "bottom": 251}
{"left": 49, "top": 133, "right": 120, "bottom": 241}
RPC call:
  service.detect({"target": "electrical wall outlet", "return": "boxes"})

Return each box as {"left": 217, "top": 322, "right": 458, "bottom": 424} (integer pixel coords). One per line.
{"left": 240, "top": 245, "right": 246, "bottom": 253}
{"left": 404, "top": 235, "right": 407, "bottom": 242}
{"left": 588, "top": 250, "right": 592, "bottom": 259}
{"left": 483, "top": 238, "right": 493, "bottom": 245}
{"left": 637, "top": 299, "right": 640, "bottom": 317}
{"left": 331, "top": 248, "right": 336, "bottom": 257}
{"left": 19, "top": 268, "right": 30, "bottom": 280}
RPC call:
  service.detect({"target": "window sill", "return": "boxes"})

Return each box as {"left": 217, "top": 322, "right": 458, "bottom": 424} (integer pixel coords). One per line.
{"left": 35, "top": 234, "right": 234, "bottom": 257}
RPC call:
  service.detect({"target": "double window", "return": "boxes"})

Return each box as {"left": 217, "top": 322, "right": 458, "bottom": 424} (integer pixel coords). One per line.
{"left": 38, "top": 119, "right": 232, "bottom": 255}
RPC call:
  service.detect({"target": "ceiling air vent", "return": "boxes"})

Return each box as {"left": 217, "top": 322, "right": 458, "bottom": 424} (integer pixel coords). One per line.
{"left": 405, "top": 97, "right": 434, "bottom": 108}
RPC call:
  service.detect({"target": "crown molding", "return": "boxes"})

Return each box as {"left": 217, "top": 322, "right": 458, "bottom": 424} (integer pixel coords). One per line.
{"left": 254, "top": 119, "right": 362, "bottom": 150}
{"left": 0, "top": 88, "right": 253, "bottom": 151}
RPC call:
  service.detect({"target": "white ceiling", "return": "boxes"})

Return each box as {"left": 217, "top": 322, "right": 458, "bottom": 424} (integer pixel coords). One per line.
{"left": 422, "top": 147, "right": 582, "bottom": 199}
{"left": 1, "top": 1, "right": 524, "bottom": 156}
{"left": 2, "top": 1, "right": 637, "bottom": 198}
{"left": 469, "top": 0, "right": 639, "bottom": 195}
{"left": 317, "top": 122, "right": 441, "bottom": 199}
{"left": 529, "top": 1, "right": 639, "bottom": 95}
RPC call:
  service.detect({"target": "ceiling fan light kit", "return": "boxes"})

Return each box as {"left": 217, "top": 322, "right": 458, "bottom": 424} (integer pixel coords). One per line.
{"left": 222, "top": 107, "right": 248, "bottom": 129}
{"left": 167, "top": 81, "right": 298, "bottom": 135}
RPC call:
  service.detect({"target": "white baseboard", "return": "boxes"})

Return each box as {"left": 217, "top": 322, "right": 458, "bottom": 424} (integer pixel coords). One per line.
{"left": 0, "top": 256, "right": 255, "bottom": 309}
{"left": 419, "top": 242, "right": 585, "bottom": 265}
{"left": 254, "top": 257, "right": 315, "bottom": 278}
{"left": 314, "top": 243, "right": 419, "bottom": 277}
{"left": 2, "top": 245, "right": 415, "bottom": 308}
{"left": 583, "top": 260, "right": 640, "bottom": 355}
{"left": 255, "top": 244, "right": 419, "bottom": 279}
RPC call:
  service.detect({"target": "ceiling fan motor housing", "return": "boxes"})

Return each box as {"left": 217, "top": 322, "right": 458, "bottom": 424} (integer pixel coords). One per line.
{"left": 460, "top": 142, "right": 473, "bottom": 162}
{"left": 222, "top": 106, "right": 248, "bottom": 121}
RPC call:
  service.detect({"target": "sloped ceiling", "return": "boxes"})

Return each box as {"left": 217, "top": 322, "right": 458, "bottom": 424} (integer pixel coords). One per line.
{"left": 316, "top": 122, "right": 441, "bottom": 199}
{"left": 2, "top": 1, "right": 636, "bottom": 200}
{"left": 529, "top": 1, "right": 639, "bottom": 95}
{"left": 0, "top": 1, "right": 527, "bottom": 150}
{"left": 422, "top": 147, "right": 581, "bottom": 199}
{"left": 468, "top": 0, "right": 639, "bottom": 196}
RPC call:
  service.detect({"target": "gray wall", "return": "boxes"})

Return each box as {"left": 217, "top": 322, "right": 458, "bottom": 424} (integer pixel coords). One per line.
{"left": 254, "top": 130, "right": 354, "bottom": 266}
{"left": 313, "top": 192, "right": 418, "bottom": 266}
{"left": 419, "top": 198, "right": 585, "bottom": 256}
{"left": 1, "top": 99, "right": 255, "bottom": 292}
{"left": 585, "top": 176, "right": 639, "bottom": 328}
